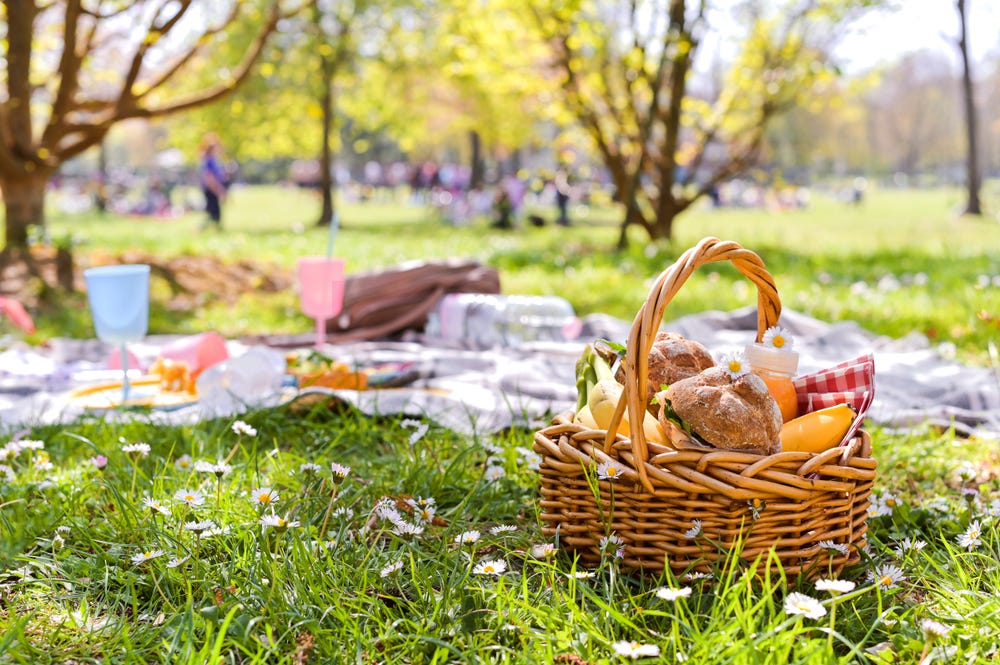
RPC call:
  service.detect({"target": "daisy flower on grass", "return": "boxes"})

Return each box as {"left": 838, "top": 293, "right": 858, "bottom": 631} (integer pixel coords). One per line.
{"left": 260, "top": 514, "right": 300, "bottom": 531}
{"left": 569, "top": 571, "right": 596, "bottom": 579}
{"left": 89, "top": 455, "right": 108, "bottom": 470}
{"left": 455, "top": 530, "right": 481, "bottom": 545}
{"left": 484, "top": 465, "right": 505, "bottom": 481}
{"left": 957, "top": 520, "right": 983, "bottom": 551}
{"left": 173, "top": 489, "right": 205, "bottom": 508}
{"left": 141, "top": 497, "right": 171, "bottom": 516}
{"left": 330, "top": 463, "right": 351, "bottom": 483}
{"left": 868, "top": 563, "right": 906, "bottom": 590}
{"left": 490, "top": 524, "right": 517, "bottom": 535}
{"left": 611, "top": 641, "right": 660, "bottom": 659}
{"left": 174, "top": 454, "right": 193, "bottom": 471}
{"left": 298, "top": 462, "right": 323, "bottom": 476}
{"left": 131, "top": 549, "right": 166, "bottom": 566}
{"left": 893, "top": 537, "right": 927, "bottom": 557}
{"left": 250, "top": 487, "right": 279, "bottom": 508}
{"left": 656, "top": 586, "right": 693, "bottom": 601}
{"left": 231, "top": 420, "right": 257, "bottom": 437}
{"left": 121, "top": 442, "right": 151, "bottom": 459}
{"left": 166, "top": 555, "right": 190, "bottom": 569}
{"left": 815, "top": 578, "right": 856, "bottom": 595}
{"left": 784, "top": 592, "right": 827, "bottom": 619}
{"left": 473, "top": 559, "right": 507, "bottom": 576}
{"left": 597, "top": 461, "right": 624, "bottom": 482}
{"left": 921, "top": 619, "right": 951, "bottom": 638}
{"left": 531, "top": 543, "right": 557, "bottom": 559}
{"left": 380, "top": 561, "right": 404, "bottom": 578}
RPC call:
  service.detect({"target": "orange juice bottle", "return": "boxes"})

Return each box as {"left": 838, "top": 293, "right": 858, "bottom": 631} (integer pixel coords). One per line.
{"left": 745, "top": 343, "right": 799, "bottom": 423}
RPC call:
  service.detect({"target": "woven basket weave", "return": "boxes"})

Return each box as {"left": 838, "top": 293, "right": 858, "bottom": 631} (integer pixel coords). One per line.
{"left": 533, "top": 237, "right": 876, "bottom": 577}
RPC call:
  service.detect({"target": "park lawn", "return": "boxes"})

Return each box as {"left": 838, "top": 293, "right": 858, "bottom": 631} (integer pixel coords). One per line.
{"left": 0, "top": 182, "right": 996, "bottom": 662}
{"left": 39, "top": 182, "right": 1000, "bottom": 365}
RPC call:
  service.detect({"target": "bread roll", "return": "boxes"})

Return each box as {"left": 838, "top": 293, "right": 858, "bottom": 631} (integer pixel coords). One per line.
{"left": 617, "top": 332, "right": 715, "bottom": 412}
{"left": 663, "top": 366, "right": 782, "bottom": 454}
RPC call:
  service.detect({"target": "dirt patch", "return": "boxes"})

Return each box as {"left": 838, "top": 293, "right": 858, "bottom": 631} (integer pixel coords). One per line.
{"left": 0, "top": 246, "right": 293, "bottom": 310}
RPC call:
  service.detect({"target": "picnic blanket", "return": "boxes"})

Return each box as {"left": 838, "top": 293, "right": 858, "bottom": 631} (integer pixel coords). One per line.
{"left": 1, "top": 306, "right": 998, "bottom": 440}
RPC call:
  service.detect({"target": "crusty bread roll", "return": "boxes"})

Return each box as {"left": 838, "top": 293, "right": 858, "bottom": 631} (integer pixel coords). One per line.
{"left": 617, "top": 331, "right": 715, "bottom": 411}
{"left": 663, "top": 366, "right": 782, "bottom": 454}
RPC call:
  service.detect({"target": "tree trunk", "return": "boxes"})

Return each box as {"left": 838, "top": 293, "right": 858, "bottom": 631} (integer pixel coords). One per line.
{"left": 316, "top": 72, "right": 335, "bottom": 228}
{"left": 469, "top": 131, "right": 484, "bottom": 190}
{"left": 957, "top": 0, "right": 982, "bottom": 215}
{"left": 2, "top": 171, "right": 51, "bottom": 249}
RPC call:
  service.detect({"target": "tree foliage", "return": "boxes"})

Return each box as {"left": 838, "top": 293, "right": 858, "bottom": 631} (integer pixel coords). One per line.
{"left": 518, "top": 0, "right": 880, "bottom": 243}
{"left": 0, "top": 0, "right": 289, "bottom": 250}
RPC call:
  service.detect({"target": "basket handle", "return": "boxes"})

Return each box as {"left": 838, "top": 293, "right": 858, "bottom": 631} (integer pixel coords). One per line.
{"left": 606, "top": 237, "right": 782, "bottom": 492}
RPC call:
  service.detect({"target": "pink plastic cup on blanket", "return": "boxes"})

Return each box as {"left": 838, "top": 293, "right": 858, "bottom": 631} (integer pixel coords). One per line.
{"left": 297, "top": 257, "right": 345, "bottom": 349}
{"left": 159, "top": 331, "right": 230, "bottom": 376}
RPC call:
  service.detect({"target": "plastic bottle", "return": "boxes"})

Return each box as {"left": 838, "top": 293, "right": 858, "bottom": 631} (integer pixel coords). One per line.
{"left": 745, "top": 343, "right": 799, "bottom": 423}
{"left": 425, "top": 294, "right": 582, "bottom": 347}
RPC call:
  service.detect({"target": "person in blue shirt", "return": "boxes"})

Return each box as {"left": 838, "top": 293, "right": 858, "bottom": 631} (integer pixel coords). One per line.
{"left": 199, "top": 133, "right": 228, "bottom": 229}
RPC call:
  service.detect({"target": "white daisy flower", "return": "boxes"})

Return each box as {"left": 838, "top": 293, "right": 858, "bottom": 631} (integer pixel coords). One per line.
{"left": 408, "top": 423, "right": 430, "bottom": 445}
{"left": 656, "top": 586, "right": 693, "bottom": 601}
{"left": 519, "top": 450, "right": 542, "bottom": 470}
{"left": 611, "top": 641, "right": 660, "bottom": 659}
{"left": 957, "top": 520, "right": 983, "bottom": 550}
{"left": 141, "top": 497, "right": 171, "bottom": 516}
{"left": 173, "top": 489, "right": 206, "bottom": 508}
{"left": 298, "top": 462, "right": 323, "bottom": 475}
{"left": 569, "top": 571, "right": 596, "bottom": 579}
{"left": 480, "top": 441, "right": 504, "bottom": 455}
{"left": 455, "top": 530, "right": 481, "bottom": 545}
{"left": 250, "top": 487, "right": 280, "bottom": 507}
{"left": 531, "top": 543, "right": 557, "bottom": 559}
{"left": 121, "top": 442, "right": 151, "bottom": 458}
{"left": 332, "top": 506, "right": 354, "bottom": 520}
{"left": 184, "top": 520, "right": 217, "bottom": 533}
{"left": 784, "top": 592, "right": 827, "bottom": 619}
{"left": 380, "top": 560, "right": 404, "bottom": 578}
{"left": 260, "top": 514, "right": 300, "bottom": 530}
{"left": 174, "top": 454, "right": 193, "bottom": 471}
{"left": 413, "top": 505, "right": 436, "bottom": 523}
{"left": 684, "top": 520, "right": 703, "bottom": 539}
{"left": 16, "top": 439, "right": 45, "bottom": 451}
{"left": 330, "top": 463, "right": 351, "bottom": 483}
{"left": 921, "top": 619, "right": 951, "bottom": 638}
{"left": 473, "top": 558, "right": 507, "bottom": 575}
{"left": 718, "top": 351, "right": 750, "bottom": 379}
{"left": 131, "top": 549, "right": 166, "bottom": 566}
{"left": 893, "top": 537, "right": 927, "bottom": 556}
{"left": 762, "top": 326, "right": 794, "bottom": 350}
{"left": 600, "top": 534, "right": 624, "bottom": 551}
{"left": 166, "top": 555, "right": 189, "bottom": 569}
{"left": 484, "top": 465, "right": 506, "bottom": 481}
{"left": 868, "top": 563, "right": 906, "bottom": 590}
{"left": 817, "top": 540, "right": 849, "bottom": 556}
{"left": 231, "top": 420, "right": 257, "bottom": 437}
{"left": 400, "top": 418, "right": 422, "bottom": 429}
{"left": 490, "top": 524, "right": 517, "bottom": 535}
{"left": 597, "top": 461, "right": 624, "bottom": 481}
{"left": 815, "top": 579, "right": 856, "bottom": 595}
{"left": 683, "top": 571, "right": 712, "bottom": 581}
{"left": 0, "top": 464, "right": 14, "bottom": 482}
{"left": 392, "top": 521, "right": 424, "bottom": 536}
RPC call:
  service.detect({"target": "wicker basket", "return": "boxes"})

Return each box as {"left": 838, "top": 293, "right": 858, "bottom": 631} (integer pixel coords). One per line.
{"left": 533, "top": 237, "right": 876, "bottom": 577}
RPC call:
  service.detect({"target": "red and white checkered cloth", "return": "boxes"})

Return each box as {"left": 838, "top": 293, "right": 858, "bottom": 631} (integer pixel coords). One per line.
{"left": 792, "top": 354, "right": 874, "bottom": 446}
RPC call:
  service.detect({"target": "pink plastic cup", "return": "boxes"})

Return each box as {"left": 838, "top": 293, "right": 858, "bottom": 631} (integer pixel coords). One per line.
{"left": 159, "top": 331, "right": 230, "bottom": 376}
{"left": 297, "top": 257, "right": 345, "bottom": 348}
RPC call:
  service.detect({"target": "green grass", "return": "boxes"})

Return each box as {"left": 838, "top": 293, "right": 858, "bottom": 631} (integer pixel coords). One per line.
{"left": 30, "top": 182, "right": 1000, "bottom": 364}
{"left": 1, "top": 183, "right": 998, "bottom": 662}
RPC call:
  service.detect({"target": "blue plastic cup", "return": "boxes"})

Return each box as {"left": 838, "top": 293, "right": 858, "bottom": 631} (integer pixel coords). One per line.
{"left": 84, "top": 264, "right": 150, "bottom": 344}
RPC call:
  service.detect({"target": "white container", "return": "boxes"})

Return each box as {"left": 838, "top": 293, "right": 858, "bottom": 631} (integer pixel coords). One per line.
{"left": 426, "top": 294, "right": 582, "bottom": 348}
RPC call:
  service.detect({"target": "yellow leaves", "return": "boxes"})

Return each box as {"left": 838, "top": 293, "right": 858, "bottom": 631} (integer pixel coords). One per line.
{"left": 305, "top": 102, "right": 322, "bottom": 119}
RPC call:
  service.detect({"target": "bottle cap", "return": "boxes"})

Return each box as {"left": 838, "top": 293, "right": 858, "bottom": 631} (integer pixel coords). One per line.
{"left": 744, "top": 343, "right": 799, "bottom": 376}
